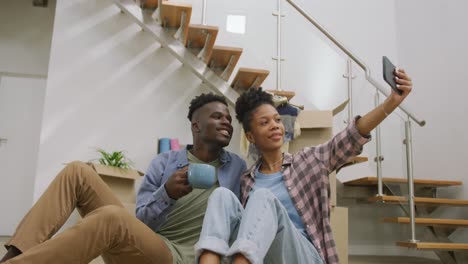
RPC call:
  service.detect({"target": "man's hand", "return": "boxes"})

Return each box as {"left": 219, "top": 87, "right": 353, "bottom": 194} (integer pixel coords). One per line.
{"left": 164, "top": 166, "right": 193, "bottom": 199}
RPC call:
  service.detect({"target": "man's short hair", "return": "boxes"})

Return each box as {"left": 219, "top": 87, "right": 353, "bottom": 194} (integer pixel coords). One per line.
{"left": 187, "top": 93, "right": 228, "bottom": 121}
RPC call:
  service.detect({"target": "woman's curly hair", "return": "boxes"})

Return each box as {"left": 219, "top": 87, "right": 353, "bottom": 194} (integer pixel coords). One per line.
{"left": 235, "top": 88, "right": 274, "bottom": 132}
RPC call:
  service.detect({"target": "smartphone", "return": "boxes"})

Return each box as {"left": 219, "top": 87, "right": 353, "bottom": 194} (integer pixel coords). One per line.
{"left": 382, "top": 56, "right": 403, "bottom": 95}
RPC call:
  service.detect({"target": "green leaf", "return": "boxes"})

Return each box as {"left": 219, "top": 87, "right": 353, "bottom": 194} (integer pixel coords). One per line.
{"left": 95, "top": 148, "right": 134, "bottom": 169}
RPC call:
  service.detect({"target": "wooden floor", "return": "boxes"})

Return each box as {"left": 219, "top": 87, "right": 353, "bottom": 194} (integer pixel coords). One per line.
{"left": 1, "top": 236, "right": 441, "bottom": 264}
{"left": 0, "top": 236, "right": 104, "bottom": 263}
{"left": 349, "top": 255, "right": 441, "bottom": 264}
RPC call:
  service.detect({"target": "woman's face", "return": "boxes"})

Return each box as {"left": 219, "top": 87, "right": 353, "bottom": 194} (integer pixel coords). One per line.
{"left": 246, "top": 104, "right": 285, "bottom": 152}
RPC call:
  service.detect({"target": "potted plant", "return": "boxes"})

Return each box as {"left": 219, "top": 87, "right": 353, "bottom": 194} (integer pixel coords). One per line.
{"left": 93, "top": 149, "right": 143, "bottom": 179}
{"left": 92, "top": 149, "right": 144, "bottom": 204}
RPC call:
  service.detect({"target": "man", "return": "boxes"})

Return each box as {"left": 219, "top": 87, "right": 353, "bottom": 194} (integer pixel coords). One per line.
{"left": 1, "top": 93, "right": 246, "bottom": 264}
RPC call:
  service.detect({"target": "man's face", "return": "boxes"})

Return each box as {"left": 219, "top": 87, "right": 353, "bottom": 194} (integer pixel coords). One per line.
{"left": 192, "top": 102, "right": 233, "bottom": 148}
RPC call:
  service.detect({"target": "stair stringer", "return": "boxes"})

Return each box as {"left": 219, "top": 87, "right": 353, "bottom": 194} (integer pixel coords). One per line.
{"left": 112, "top": 0, "right": 239, "bottom": 105}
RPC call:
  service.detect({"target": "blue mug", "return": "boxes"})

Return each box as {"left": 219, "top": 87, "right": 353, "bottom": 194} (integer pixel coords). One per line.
{"left": 188, "top": 164, "right": 216, "bottom": 189}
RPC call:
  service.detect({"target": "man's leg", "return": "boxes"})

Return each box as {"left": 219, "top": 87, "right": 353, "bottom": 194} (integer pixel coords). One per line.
{"left": 4, "top": 205, "right": 173, "bottom": 264}
{"left": 195, "top": 187, "right": 243, "bottom": 263}
{"left": 227, "top": 188, "right": 324, "bottom": 264}
{"left": 4, "top": 161, "right": 123, "bottom": 255}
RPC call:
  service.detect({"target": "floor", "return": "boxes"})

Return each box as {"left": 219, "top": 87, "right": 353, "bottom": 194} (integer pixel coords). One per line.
{"left": 348, "top": 255, "right": 442, "bottom": 264}
{"left": 1, "top": 236, "right": 442, "bottom": 264}
{"left": 0, "top": 236, "right": 104, "bottom": 263}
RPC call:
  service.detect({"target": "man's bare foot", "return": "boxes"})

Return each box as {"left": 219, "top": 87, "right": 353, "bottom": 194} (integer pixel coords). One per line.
{"left": 0, "top": 246, "right": 22, "bottom": 263}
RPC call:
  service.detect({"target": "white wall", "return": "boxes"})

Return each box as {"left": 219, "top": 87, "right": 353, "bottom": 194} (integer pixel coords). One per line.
{"left": 0, "top": 0, "right": 55, "bottom": 235}
{"left": 0, "top": 0, "right": 55, "bottom": 76}
{"left": 396, "top": 0, "right": 468, "bottom": 199}
{"left": 0, "top": 77, "right": 47, "bottom": 235}
{"left": 395, "top": 0, "right": 468, "bottom": 243}
{"left": 33, "top": 0, "right": 242, "bottom": 200}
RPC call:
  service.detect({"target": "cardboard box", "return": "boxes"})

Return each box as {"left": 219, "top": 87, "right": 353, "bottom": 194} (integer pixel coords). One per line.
{"left": 92, "top": 163, "right": 144, "bottom": 204}
{"left": 289, "top": 99, "right": 348, "bottom": 207}
{"left": 331, "top": 206, "right": 348, "bottom": 264}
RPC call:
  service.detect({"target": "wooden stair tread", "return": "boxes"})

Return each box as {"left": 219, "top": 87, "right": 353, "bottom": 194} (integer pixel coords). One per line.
{"left": 396, "top": 241, "right": 468, "bottom": 250}
{"left": 344, "top": 177, "right": 462, "bottom": 187}
{"left": 162, "top": 1, "right": 192, "bottom": 9}
{"left": 266, "top": 90, "right": 295, "bottom": 100}
{"left": 383, "top": 217, "right": 468, "bottom": 227}
{"left": 160, "top": 1, "right": 192, "bottom": 39}
{"left": 369, "top": 195, "right": 468, "bottom": 206}
{"left": 184, "top": 24, "right": 218, "bottom": 63}
{"left": 231, "top": 67, "right": 270, "bottom": 93}
{"left": 184, "top": 24, "right": 218, "bottom": 47}
{"left": 141, "top": 0, "right": 159, "bottom": 9}
{"left": 208, "top": 45, "right": 243, "bottom": 81}
{"left": 338, "top": 156, "right": 368, "bottom": 170}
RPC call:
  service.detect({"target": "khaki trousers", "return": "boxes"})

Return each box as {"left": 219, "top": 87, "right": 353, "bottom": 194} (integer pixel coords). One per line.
{"left": 4, "top": 161, "right": 172, "bottom": 264}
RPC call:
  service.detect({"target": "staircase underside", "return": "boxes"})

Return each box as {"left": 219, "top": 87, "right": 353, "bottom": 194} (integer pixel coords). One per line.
{"left": 113, "top": 0, "right": 239, "bottom": 105}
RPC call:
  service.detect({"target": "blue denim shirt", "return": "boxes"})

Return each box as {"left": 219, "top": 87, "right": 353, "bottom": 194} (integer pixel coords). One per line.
{"left": 136, "top": 146, "right": 246, "bottom": 231}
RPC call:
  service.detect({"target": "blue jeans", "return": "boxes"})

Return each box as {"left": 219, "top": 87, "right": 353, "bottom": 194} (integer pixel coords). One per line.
{"left": 195, "top": 187, "right": 324, "bottom": 264}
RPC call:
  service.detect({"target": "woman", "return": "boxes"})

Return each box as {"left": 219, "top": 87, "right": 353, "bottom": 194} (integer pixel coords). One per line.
{"left": 195, "top": 69, "right": 413, "bottom": 264}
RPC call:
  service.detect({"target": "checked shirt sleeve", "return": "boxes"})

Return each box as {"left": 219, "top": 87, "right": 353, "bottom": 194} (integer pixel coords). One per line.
{"left": 301, "top": 116, "right": 371, "bottom": 174}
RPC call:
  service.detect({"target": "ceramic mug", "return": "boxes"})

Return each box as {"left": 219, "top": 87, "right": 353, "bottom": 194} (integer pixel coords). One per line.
{"left": 187, "top": 163, "right": 216, "bottom": 189}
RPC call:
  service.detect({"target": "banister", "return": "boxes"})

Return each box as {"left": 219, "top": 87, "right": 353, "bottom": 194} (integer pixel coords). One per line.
{"left": 285, "top": 0, "right": 426, "bottom": 127}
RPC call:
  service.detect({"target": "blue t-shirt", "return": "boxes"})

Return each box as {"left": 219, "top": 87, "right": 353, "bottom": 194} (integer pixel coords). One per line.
{"left": 253, "top": 168, "right": 308, "bottom": 239}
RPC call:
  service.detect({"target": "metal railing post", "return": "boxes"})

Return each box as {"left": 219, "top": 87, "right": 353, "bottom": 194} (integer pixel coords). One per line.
{"left": 272, "top": 0, "right": 284, "bottom": 91}
{"left": 404, "top": 118, "right": 418, "bottom": 242}
{"left": 201, "top": 0, "right": 207, "bottom": 25}
{"left": 343, "top": 59, "right": 355, "bottom": 122}
{"left": 374, "top": 92, "right": 384, "bottom": 196}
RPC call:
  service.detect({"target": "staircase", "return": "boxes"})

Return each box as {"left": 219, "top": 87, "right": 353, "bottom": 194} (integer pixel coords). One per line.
{"left": 342, "top": 176, "right": 468, "bottom": 263}
{"left": 113, "top": 0, "right": 285, "bottom": 105}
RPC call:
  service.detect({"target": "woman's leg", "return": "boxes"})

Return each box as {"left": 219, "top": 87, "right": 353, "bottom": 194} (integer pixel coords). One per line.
{"left": 228, "top": 188, "right": 324, "bottom": 264}
{"left": 195, "top": 187, "right": 243, "bottom": 264}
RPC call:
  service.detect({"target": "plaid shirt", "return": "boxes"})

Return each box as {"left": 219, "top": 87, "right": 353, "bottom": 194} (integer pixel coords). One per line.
{"left": 240, "top": 118, "right": 371, "bottom": 264}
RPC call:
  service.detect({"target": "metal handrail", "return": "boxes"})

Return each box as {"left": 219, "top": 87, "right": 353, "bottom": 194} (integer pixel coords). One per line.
{"left": 285, "top": 0, "right": 426, "bottom": 127}
{"left": 283, "top": 0, "right": 421, "bottom": 244}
